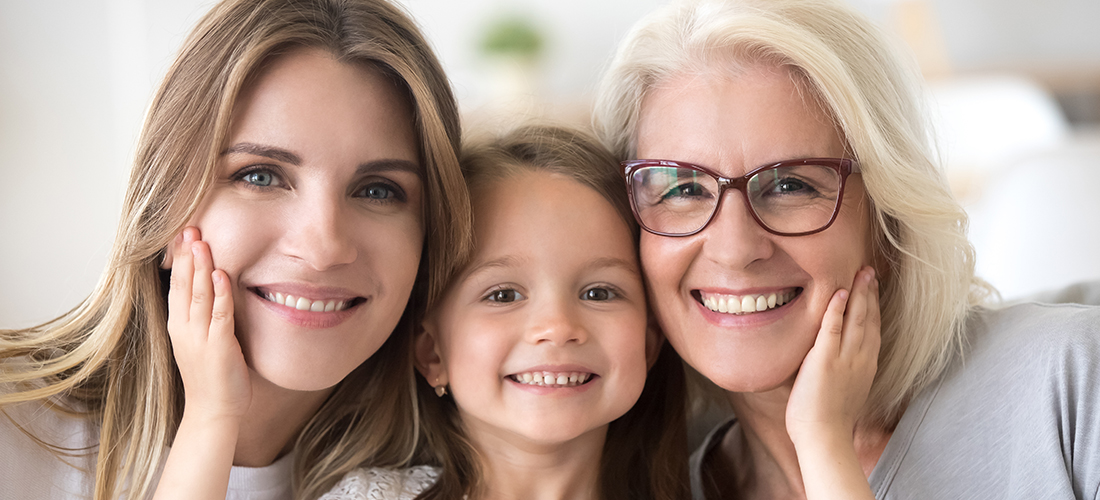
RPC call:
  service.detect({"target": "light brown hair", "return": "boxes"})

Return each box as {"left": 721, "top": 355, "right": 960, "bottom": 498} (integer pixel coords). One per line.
{"left": 0, "top": 0, "right": 472, "bottom": 498}
{"left": 414, "top": 124, "right": 689, "bottom": 500}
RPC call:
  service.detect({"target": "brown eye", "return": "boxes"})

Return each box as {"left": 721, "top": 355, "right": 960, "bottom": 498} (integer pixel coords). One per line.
{"left": 487, "top": 289, "right": 523, "bottom": 303}
{"left": 582, "top": 288, "right": 616, "bottom": 301}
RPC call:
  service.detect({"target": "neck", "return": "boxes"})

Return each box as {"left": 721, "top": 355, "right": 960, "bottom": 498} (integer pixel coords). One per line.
{"left": 722, "top": 384, "right": 892, "bottom": 500}
{"left": 466, "top": 422, "right": 606, "bottom": 500}
{"left": 232, "top": 371, "right": 334, "bottom": 467}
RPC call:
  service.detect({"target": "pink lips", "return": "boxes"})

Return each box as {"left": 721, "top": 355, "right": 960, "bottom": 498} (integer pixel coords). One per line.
{"left": 248, "top": 283, "right": 365, "bottom": 329}
{"left": 505, "top": 364, "right": 599, "bottom": 395}
{"left": 692, "top": 287, "right": 802, "bottom": 327}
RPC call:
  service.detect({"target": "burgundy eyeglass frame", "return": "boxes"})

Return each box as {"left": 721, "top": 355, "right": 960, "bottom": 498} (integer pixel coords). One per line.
{"left": 622, "top": 158, "right": 860, "bottom": 237}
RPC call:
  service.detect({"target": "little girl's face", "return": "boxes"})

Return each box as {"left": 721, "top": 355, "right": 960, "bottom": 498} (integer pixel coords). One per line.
{"left": 421, "top": 170, "right": 651, "bottom": 447}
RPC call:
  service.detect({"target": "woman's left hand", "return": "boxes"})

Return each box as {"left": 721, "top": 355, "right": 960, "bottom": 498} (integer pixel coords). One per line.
{"left": 786, "top": 266, "right": 881, "bottom": 446}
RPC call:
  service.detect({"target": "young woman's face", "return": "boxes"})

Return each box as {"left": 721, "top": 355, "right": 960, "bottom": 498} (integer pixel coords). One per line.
{"left": 187, "top": 48, "right": 423, "bottom": 391}
{"left": 634, "top": 64, "right": 874, "bottom": 393}
{"left": 422, "top": 171, "right": 651, "bottom": 447}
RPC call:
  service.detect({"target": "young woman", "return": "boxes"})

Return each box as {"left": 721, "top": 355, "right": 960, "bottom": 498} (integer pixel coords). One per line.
{"left": 0, "top": 1, "right": 470, "bottom": 498}
{"left": 321, "top": 125, "right": 882, "bottom": 500}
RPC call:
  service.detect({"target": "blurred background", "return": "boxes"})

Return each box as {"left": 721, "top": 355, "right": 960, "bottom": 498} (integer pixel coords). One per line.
{"left": 2, "top": 0, "right": 1099, "bottom": 328}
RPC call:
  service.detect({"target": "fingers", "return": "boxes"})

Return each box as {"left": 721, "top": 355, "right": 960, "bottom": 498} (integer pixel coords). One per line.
{"left": 189, "top": 239, "right": 216, "bottom": 336}
{"left": 209, "top": 269, "right": 235, "bottom": 343}
{"left": 839, "top": 267, "right": 874, "bottom": 356}
{"left": 168, "top": 228, "right": 199, "bottom": 327}
{"left": 813, "top": 287, "right": 849, "bottom": 359}
{"left": 866, "top": 273, "right": 882, "bottom": 355}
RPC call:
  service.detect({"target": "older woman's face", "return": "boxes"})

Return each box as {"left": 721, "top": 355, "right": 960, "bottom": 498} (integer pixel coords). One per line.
{"left": 635, "top": 64, "right": 874, "bottom": 393}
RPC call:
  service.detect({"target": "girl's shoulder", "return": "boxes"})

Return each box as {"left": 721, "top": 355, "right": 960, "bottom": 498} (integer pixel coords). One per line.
{"left": 319, "top": 465, "right": 440, "bottom": 500}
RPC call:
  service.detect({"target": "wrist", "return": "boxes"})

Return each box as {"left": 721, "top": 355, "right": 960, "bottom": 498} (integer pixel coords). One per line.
{"left": 788, "top": 422, "right": 854, "bottom": 452}
{"left": 179, "top": 407, "right": 243, "bottom": 437}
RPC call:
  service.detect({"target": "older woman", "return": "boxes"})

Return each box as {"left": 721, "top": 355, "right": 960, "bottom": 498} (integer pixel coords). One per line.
{"left": 595, "top": 0, "right": 1100, "bottom": 498}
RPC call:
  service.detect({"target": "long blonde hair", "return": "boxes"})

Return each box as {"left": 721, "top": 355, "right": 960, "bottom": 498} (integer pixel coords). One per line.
{"left": 593, "top": 0, "right": 993, "bottom": 427}
{"left": 0, "top": 0, "right": 471, "bottom": 498}
{"left": 414, "top": 125, "right": 689, "bottom": 500}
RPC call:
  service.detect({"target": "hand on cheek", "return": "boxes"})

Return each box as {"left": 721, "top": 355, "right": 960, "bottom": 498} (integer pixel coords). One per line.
{"left": 167, "top": 226, "right": 252, "bottom": 422}
{"left": 785, "top": 266, "right": 881, "bottom": 446}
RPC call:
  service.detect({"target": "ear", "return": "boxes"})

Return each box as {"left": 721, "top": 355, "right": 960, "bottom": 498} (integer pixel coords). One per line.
{"left": 644, "top": 313, "right": 665, "bottom": 370}
{"left": 160, "top": 247, "right": 174, "bottom": 270}
{"left": 415, "top": 316, "right": 448, "bottom": 388}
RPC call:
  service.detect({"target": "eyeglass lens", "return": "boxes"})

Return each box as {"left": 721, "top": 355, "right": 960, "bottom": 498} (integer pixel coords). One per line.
{"left": 629, "top": 163, "right": 844, "bottom": 235}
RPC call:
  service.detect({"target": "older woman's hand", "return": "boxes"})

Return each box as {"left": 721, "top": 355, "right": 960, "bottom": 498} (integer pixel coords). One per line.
{"left": 785, "top": 266, "right": 880, "bottom": 500}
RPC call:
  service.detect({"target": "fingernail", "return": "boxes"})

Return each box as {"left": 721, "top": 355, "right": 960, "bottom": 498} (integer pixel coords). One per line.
{"left": 868, "top": 267, "right": 876, "bottom": 280}
{"left": 212, "top": 272, "right": 223, "bottom": 284}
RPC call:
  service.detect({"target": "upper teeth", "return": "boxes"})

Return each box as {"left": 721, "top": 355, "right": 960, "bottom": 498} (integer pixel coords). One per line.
{"left": 264, "top": 292, "right": 349, "bottom": 312}
{"left": 701, "top": 290, "right": 796, "bottom": 314}
{"left": 511, "top": 371, "right": 591, "bottom": 387}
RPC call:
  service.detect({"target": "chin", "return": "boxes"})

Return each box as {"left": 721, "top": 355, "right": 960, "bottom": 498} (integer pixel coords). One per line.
{"left": 246, "top": 347, "right": 360, "bottom": 392}
{"left": 695, "top": 350, "right": 803, "bottom": 394}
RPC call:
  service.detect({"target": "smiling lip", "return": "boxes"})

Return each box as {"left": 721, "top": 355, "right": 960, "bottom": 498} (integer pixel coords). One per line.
{"left": 506, "top": 364, "right": 599, "bottom": 393}
{"left": 247, "top": 283, "right": 367, "bottom": 329}
{"left": 691, "top": 287, "right": 803, "bottom": 326}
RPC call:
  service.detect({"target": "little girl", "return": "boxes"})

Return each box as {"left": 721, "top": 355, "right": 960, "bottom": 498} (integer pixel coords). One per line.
{"left": 321, "top": 125, "right": 882, "bottom": 500}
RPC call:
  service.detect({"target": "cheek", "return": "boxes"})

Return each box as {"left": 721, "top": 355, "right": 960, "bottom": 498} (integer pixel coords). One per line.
{"left": 358, "top": 212, "right": 425, "bottom": 286}
{"left": 639, "top": 233, "right": 689, "bottom": 297}
{"left": 440, "top": 318, "right": 510, "bottom": 397}
{"left": 187, "top": 197, "right": 277, "bottom": 280}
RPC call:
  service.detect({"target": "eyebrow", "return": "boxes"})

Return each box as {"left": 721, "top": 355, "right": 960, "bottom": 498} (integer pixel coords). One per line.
{"left": 460, "top": 255, "right": 640, "bottom": 284}
{"left": 462, "top": 256, "right": 525, "bottom": 282}
{"left": 222, "top": 142, "right": 301, "bottom": 165}
{"left": 584, "top": 256, "right": 641, "bottom": 276}
{"left": 222, "top": 142, "right": 421, "bottom": 176}
{"left": 356, "top": 158, "right": 421, "bottom": 177}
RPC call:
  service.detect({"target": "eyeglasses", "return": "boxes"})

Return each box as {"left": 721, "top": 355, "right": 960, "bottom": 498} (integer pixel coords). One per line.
{"left": 623, "top": 158, "right": 860, "bottom": 237}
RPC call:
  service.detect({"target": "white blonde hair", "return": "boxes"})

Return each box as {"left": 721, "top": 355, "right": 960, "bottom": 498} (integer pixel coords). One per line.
{"left": 594, "top": 0, "right": 993, "bottom": 426}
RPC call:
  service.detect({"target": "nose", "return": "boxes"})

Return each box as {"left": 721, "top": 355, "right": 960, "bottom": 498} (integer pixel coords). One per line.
{"left": 282, "top": 193, "right": 358, "bottom": 270}
{"left": 524, "top": 297, "right": 588, "bottom": 346}
{"left": 700, "top": 189, "right": 775, "bottom": 268}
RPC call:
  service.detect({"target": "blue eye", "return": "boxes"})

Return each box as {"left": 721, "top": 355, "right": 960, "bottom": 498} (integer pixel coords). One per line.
{"left": 356, "top": 181, "right": 406, "bottom": 202}
{"left": 243, "top": 171, "right": 274, "bottom": 186}
{"left": 232, "top": 168, "right": 283, "bottom": 189}
{"left": 364, "top": 185, "right": 392, "bottom": 199}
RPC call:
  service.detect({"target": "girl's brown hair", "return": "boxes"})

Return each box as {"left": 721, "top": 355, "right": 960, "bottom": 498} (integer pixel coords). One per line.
{"left": 0, "top": 0, "right": 472, "bottom": 498}
{"left": 414, "top": 124, "right": 689, "bottom": 500}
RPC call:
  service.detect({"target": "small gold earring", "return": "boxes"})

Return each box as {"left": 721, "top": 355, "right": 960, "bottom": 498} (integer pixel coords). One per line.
{"left": 435, "top": 385, "right": 447, "bottom": 397}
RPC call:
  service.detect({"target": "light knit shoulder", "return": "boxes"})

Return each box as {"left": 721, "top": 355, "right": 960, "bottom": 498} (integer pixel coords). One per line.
{"left": 319, "top": 466, "right": 440, "bottom": 500}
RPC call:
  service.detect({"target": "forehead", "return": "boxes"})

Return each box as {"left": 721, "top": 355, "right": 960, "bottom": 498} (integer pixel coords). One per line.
{"left": 468, "top": 171, "right": 637, "bottom": 264}
{"left": 636, "top": 63, "right": 844, "bottom": 172}
{"left": 229, "top": 47, "right": 418, "bottom": 160}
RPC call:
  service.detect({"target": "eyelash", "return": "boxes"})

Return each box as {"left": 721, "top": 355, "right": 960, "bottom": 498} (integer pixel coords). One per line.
{"left": 354, "top": 179, "right": 407, "bottom": 203}
{"left": 581, "top": 284, "right": 622, "bottom": 302}
{"left": 483, "top": 286, "right": 524, "bottom": 304}
{"left": 229, "top": 167, "right": 409, "bottom": 204}
{"left": 479, "top": 284, "right": 625, "bottom": 304}
{"left": 230, "top": 165, "right": 285, "bottom": 191}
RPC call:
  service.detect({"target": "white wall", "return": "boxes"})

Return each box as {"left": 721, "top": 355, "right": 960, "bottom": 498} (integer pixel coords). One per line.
{"left": 0, "top": 0, "right": 213, "bottom": 328}
{"left": 0, "top": 0, "right": 665, "bottom": 328}
{"left": 2, "top": 0, "right": 1099, "bottom": 328}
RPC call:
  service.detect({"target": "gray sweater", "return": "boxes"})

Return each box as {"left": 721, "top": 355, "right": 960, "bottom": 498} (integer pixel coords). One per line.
{"left": 691, "top": 302, "right": 1100, "bottom": 499}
